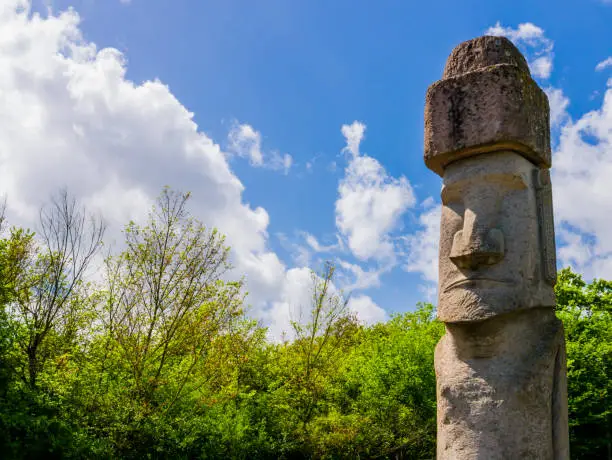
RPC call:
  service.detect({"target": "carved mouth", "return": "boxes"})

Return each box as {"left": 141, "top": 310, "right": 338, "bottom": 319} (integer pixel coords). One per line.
{"left": 443, "top": 278, "right": 511, "bottom": 292}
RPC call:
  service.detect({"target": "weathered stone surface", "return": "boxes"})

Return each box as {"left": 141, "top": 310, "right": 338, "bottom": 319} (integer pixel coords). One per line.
{"left": 437, "top": 152, "right": 555, "bottom": 323}
{"left": 423, "top": 35, "right": 569, "bottom": 460}
{"left": 435, "top": 308, "right": 569, "bottom": 459}
{"left": 442, "top": 35, "right": 530, "bottom": 79}
{"left": 534, "top": 168, "right": 558, "bottom": 285}
{"left": 424, "top": 64, "right": 551, "bottom": 176}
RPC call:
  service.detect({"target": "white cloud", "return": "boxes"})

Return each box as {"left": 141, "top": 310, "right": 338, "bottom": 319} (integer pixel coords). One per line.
{"left": 546, "top": 87, "right": 570, "bottom": 129}
{"left": 347, "top": 294, "right": 386, "bottom": 325}
{"left": 530, "top": 56, "right": 553, "bottom": 80}
{"left": 335, "top": 121, "right": 416, "bottom": 262}
{"left": 276, "top": 232, "right": 315, "bottom": 268}
{"left": 227, "top": 122, "right": 292, "bottom": 174}
{"left": 484, "top": 23, "right": 570, "bottom": 135}
{"left": 276, "top": 232, "right": 344, "bottom": 272}
{"left": 336, "top": 259, "right": 387, "bottom": 291}
{"left": 303, "top": 232, "right": 342, "bottom": 253}
{"left": 264, "top": 267, "right": 385, "bottom": 341}
{"left": 303, "top": 153, "right": 322, "bottom": 173}
{"left": 485, "top": 22, "right": 554, "bottom": 79}
{"left": 595, "top": 57, "right": 612, "bottom": 72}
{"left": 263, "top": 267, "right": 315, "bottom": 341}
{"left": 552, "top": 82, "right": 612, "bottom": 279}
{"left": 479, "top": 22, "right": 612, "bottom": 280}
{"left": 227, "top": 123, "right": 264, "bottom": 166}
{"left": 401, "top": 199, "right": 441, "bottom": 292}
{"left": 556, "top": 227, "right": 593, "bottom": 269}
{"left": 279, "top": 153, "right": 293, "bottom": 173}
{"left": 479, "top": 21, "right": 612, "bottom": 283}
{"left": 480, "top": 22, "right": 612, "bottom": 279}
{"left": 396, "top": 20, "right": 612, "bottom": 287}
{"left": 279, "top": 230, "right": 388, "bottom": 293}
{"left": 341, "top": 121, "right": 366, "bottom": 158}
{"left": 0, "top": 2, "right": 311, "bottom": 339}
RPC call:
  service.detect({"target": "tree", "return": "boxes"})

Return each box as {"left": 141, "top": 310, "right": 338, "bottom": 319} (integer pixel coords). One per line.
{"left": 555, "top": 267, "right": 612, "bottom": 459}
{"left": 0, "top": 193, "right": 106, "bottom": 459}
{"left": 0, "top": 199, "right": 17, "bottom": 394}
{"left": 101, "top": 187, "right": 246, "bottom": 416}
{"left": 7, "top": 189, "right": 105, "bottom": 388}
{"left": 289, "top": 263, "right": 359, "bottom": 425}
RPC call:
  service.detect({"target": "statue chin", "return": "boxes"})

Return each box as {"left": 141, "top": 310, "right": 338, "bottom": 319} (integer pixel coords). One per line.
{"left": 437, "top": 281, "right": 555, "bottom": 323}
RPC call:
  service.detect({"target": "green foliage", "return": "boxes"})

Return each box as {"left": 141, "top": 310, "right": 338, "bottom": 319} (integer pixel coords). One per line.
{"left": 330, "top": 304, "right": 442, "bottom": 459}
{"left": 555, "top": 267, "right": 612, "bottom": 459}
{"left": 0, "top": 189, "right": 609, "bottom": 458}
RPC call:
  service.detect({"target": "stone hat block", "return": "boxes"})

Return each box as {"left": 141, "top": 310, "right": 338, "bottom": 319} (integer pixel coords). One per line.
{"left": 424, "top": 36, "right": 551, "bottom": 177}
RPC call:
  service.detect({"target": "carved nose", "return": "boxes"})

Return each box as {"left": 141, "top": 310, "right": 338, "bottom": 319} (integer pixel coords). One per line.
{"left": 449, "top": 209, "right": 504, "bottom": 269}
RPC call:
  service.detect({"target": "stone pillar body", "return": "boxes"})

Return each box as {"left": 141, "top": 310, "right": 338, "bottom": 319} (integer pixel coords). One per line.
{"left": 423, "top": 36, "right": 570, "bottom": 459}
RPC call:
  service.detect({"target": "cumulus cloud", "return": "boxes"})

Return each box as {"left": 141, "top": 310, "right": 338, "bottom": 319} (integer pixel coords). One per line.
{"left": 335, "top": 121, "right": 416, "bottom": 262}
{"left": 347, "top": 294, "right": 386, "bottom": 325}
{"left": 262, "top": 267, "right": 316, "bottom": 341}
{"left": 484, "top": 23, "right": 612, "bottom": 280}
{"left": 552, "top": 84, "right": 612, "bottom": 279}
{"left": 485, "top": 22, "right": 554, "bottom": 79}
{"left": 0, "top": 3, "right": 391, "bottom": 341}
{"left": 546, "top": 87, "right": 570, "bottom": 129}
{"left": 531, "top": 56, "right": 553, "bottom": 80}
{"left": 279, "top": 229, "right": 389, "bottom": 294}
{"left": 0, "top": 2, "right": 315, "bottom": 339}
{"left": 341, "top": 121, "right": 366, "bottom": 158}
{"left": 400, "top": 199, "right": 441, "bottom": 299}
{"left": 480, "top": 21, "right": 612, "bottom": 283}
{"left": 263, "top": 267, "right": 385, "bottom": 341}
{"left": 227, "top": 122, "right": 292, "bottom": 174}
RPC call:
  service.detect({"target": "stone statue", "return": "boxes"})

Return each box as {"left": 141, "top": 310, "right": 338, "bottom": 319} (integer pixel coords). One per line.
{"left": 423, "top": 36, "right": 570, "bottom": 459}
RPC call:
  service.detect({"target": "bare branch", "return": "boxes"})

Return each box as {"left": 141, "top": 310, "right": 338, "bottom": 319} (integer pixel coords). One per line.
{"left": 12, "top": 188, "right": 106, "bottom": 387}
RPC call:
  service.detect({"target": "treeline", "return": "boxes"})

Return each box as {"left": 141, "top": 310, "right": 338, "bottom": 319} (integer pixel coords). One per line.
{"left": 0, "top": 188, "right": 609, "bottom": 459}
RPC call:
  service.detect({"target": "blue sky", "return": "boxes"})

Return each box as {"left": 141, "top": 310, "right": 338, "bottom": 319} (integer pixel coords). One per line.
{"left": 4, "top": 0, "right": 612, "bottom": 338}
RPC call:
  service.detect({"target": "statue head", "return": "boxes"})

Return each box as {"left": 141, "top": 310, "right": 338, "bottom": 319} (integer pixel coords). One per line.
{"left": 437, "top": 152, "right": 556, "bottom": 322}
{"left": 423, "top": 36, "right": 556, "bottom": 322}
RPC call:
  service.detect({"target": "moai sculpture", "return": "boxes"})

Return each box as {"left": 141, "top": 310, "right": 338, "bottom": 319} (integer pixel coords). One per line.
{"left": 424, "top": 36, "right": 570, "bottom": 459}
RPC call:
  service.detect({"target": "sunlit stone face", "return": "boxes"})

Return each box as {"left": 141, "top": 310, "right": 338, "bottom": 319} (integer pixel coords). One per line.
{"left": 437, "top": 151, "right": 555, "bottom": 323}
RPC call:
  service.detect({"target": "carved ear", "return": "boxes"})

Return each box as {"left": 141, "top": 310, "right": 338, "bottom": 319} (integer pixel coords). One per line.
{"left": 534, "top": 168, "right": 557, "bottom": 285}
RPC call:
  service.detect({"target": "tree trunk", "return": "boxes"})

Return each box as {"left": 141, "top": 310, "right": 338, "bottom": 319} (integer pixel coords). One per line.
{"left": 27, "top": 345, "right": 38, "bottom": 388}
